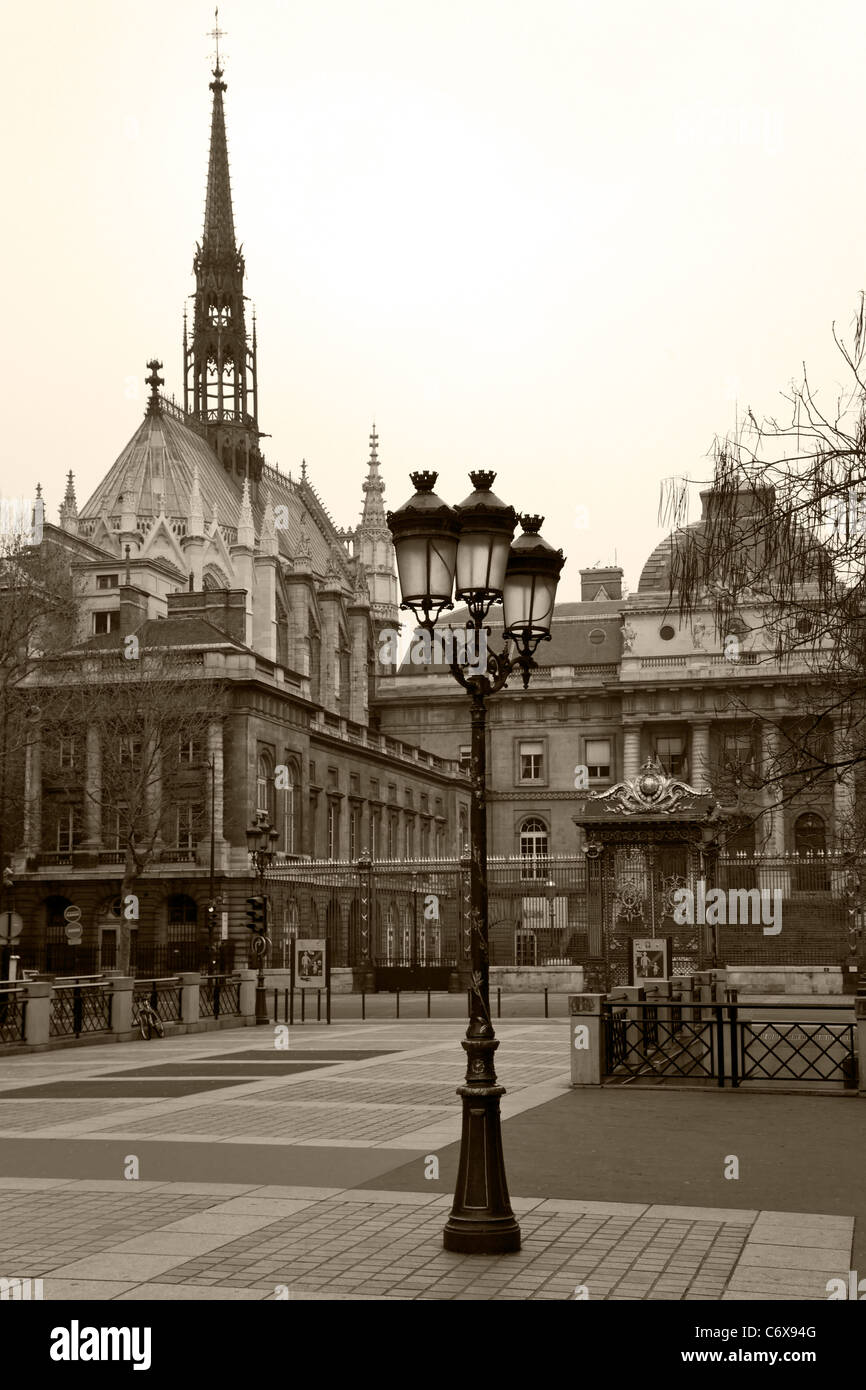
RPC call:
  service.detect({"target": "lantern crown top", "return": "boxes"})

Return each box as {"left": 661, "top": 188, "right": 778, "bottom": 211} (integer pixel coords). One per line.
{"left": 519, "top": 513, "right": 544, "bottom": 534}
{"left": 469, "top": 470, "right": 496, "bottom": 490}
{"left": 410, "top": 470, "right": 439, "bottom": 492}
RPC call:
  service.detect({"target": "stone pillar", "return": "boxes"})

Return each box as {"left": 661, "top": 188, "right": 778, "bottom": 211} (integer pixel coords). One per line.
{"left": 237, "top": 967, "right": 258, "bottom": 1021}
{"left": 318, "top": 591, "right": 341, "bottom": 715}
{"left": 107, "top": 975, "right": 133, "bottom": 1035}
{"left": 761, "top": 723, "right": 786, "bottom": 854}
{"left": 855, "top": 998, "right": 866, "bottom": 1095}
{"left": 207, "top": 720, "right": 225, "bottom": 843}
{"left": 347, "top": 605, "right": 370, "bottom": 726}
{"left": 179, "top": 971, "right": 202, "bottom": 1026}
{"left": 22, "top": 728, "right": 41, "bottom": 857}
{"left": 833, "top": 722, "right": 856, "bottom": 850}
{"left": 22, "top": 980, "right": 51, "bottom": 1046}
{"left": 252, "top": 554, "right": 278, "bottom": 661}
{"left": 690, "top": 721, "right": 710, "bottom": 790}
{"left": 569, "top": 995, "right": 604, "bottom": 1085}
{"left": 623, "top": 725, "right": 641, "bottom": 781}
{"left": 83, "top": 724, "right": 102, "bottom": 849}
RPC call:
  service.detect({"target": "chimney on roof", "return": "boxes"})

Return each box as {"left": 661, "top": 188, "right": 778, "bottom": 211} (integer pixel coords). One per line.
{"left": 580, "top": 566, "right": 623, "bottom": 601}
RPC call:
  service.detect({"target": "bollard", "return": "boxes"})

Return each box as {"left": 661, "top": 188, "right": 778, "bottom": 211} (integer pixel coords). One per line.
{"left": 284, "top": 988, "right": 288, "bottom": 1023}
{"left": 544, "top": 986, "right": 549, "bottom": 1019}
{"left": 497, "top": 987, "right": 501, "bottom": 1018}
{"left": 361, "top": 990, "right": 366, "bottom": 1021}
{"left": 396, "top": 990, "right": 400, "bottom": 1019}
{"left": 317, "top": 990, "right": 321, "bottom": 1022}
{"left": 273, "top": 988, "right": 278, "bottom": 1021}
{"left": 301, "top": 990, "right": 305, "bottom": 1024}
{"left": 427, "top": 989, "right": 431, "bottom": 1019}
{"left": 289, "top": 987, "right": 294, "bottom": 1026}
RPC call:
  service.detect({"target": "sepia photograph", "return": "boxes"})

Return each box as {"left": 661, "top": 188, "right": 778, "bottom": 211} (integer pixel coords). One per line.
{"left": 1, "top": 0, "right": 864, "bottom": 1363}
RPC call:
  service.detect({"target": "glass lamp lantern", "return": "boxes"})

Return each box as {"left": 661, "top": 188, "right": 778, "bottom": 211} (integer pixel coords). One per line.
{"left": 386, "top": 471, "right": 460, "bottom": 627}
{"left": 502, "top": 514, "right": 565, "bottom": 655}
{"left": 453, "top": 471, "right": 517, "bottom": 616}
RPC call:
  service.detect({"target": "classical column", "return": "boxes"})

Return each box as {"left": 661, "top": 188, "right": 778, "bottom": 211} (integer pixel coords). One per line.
{"left": 22, "top": 727, "right": 41, "bottom": 857}
{"left": 207, "top": 720, "right": 224, "bottom": 842}
{"left": 760, "top": 722, "right": 785, "bottom": 855}
{"left": 833, "top": 722, "right": 856, "bottom": 852}
{"left": 83, "top": 724, "right": 102, "bottom": 848}
{"left": 690, "top": 722, "right": 710, "bottom": 789}
{"left": 623, "top": 725, "right": 641, "bottom": 781}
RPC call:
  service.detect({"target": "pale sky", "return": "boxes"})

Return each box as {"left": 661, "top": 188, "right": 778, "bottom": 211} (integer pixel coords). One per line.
{"left": 4, "top": 0, "right": 866, "bottom": 602}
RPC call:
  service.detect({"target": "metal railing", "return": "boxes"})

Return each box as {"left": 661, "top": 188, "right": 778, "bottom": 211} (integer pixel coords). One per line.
{"left": 132, "top": 977, "right": 183, "bottom": 1024}
{"left": 49, "top": 982, "right": 112, "bottom": 1039}
{"left": 602, "top": 999, "right": 857, "bottom": 1090}
{"left": 198, "top": 975, "right": 240, "bottom": 1019}
{"left": 0, "top": 988, "right": 25, "bottom": 1044}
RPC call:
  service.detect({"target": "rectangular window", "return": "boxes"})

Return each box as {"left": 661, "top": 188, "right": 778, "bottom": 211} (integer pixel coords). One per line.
{"left": 370, "top": 810, "right": 378, "bottom": 860}
{"left": 585, "top": 738, "right": 612, "bottom": 779}
{"left": 118, "top": 735, "right": 140, "bottom": 767}
{"left": 96, "top": 574, "right": 119, "bottom": 589}
{"left": 176, "top": 804, "right": 198, "bottom": 850}
{"left": 458, "top": 745, "right": 471, "bottom": 772}
{"left": 388, "top": 815, "right": 397, "bottom": 859}
{"left": 405, "top": 819, "right": 415, "bottom": 859}
{"left": 94, "top": 610, "right": 120, "bottom": 634}
{"left": 723, "top": 733, "right": 753, "bottom": 776}
{"left": 59, "top": 736, "right": 75, "bottom": 770}
{"left": 327, "top": 802, "right": 338, "bottom": 859}
{"left": 56, "top": 806, "right": 75, "bottom": 854}
{"left": 519, "top": 740, "right": 544, "bottom": 782}
{"left": 350, "top": 807, "right": 359, "bottom": 860}
{"left": 420, "top": 821, "right": 430, "bottom": 857}
{"left": 655, "top": 736, "right": 685, "bottom": 776}
{"left": 109, "top": 804, "right": 128, "bottom": 851}
{"left": 178, "top": 735, "right": 199, "bottom": 765}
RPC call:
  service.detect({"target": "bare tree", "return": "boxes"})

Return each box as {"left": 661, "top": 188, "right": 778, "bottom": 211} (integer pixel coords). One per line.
{"left": 659, "top": 296, "right": 866, "bottom": 849}
{"left": 0, "top": 529, "right": 78, "bottom": 878}
{"left": 39, "top": 639, "right": 226, "bottom": 975}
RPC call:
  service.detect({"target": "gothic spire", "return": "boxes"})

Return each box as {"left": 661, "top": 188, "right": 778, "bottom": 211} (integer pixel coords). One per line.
{"left": 203, "top": 12, "right": 235, "bottom": 256}
{"left": 185, "top": 21, "right": 262, "bottom": 487}
{"left": 359, "top": 423, "right": 388, "bottom": 530}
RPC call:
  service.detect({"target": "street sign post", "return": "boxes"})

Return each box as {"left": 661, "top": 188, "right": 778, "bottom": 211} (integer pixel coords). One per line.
{"left": 64, "top": 923, "right": 83, "bottom": 946}
{"left": 63, "top": 905, "right": 82, "bottom": 924}
{"left": 0, "top": 911, "right": 23, "bottom": 945}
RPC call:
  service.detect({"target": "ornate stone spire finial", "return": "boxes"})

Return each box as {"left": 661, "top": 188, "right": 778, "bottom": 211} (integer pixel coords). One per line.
{"left": 145, "top": 359, "right": 164, "bottom": 416}
{"left": 236, "top": 475, "right": 255, "bottom": 550}
{"left": 260, "top": 490, "right": 277, "bottom": 557}
{"left": 189, "top": 463, "right": 205, "bottom": 538}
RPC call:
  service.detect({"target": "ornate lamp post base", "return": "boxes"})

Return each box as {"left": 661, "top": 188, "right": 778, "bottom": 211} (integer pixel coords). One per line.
{"left": 443, "top": 1039, "right": 521, "bottom": 1254}
{"left": 255, "top": 971, "right": 269, "bottom": 1025}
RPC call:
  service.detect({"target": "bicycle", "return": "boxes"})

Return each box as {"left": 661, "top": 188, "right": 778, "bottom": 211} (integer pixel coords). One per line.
{"left": 134, "top": 997, "right": 165, "bottom": 1041}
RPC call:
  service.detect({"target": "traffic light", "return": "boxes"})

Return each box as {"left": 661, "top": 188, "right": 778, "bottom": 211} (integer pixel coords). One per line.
{"left": 245, "top": 896, "right": 267, "bottom": 934}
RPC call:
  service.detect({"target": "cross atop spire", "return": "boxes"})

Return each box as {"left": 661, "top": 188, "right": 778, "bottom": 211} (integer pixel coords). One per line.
{"left": 208, "top": 7, "right": 226, "bottom": 77}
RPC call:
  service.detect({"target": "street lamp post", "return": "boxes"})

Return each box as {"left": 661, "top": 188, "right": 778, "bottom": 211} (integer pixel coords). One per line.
{"left": 246, "top": 817, "right": 279, "bottom": 1025}
{"left": 388, "top": 470, "right": 564, "bottom": 1255}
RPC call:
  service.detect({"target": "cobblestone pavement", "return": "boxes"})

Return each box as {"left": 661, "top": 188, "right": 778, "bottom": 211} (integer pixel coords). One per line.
{"left": 0, "top": 1177, "right": 851, "bottom": 1300}
{"left": 0, "top": 1021, "right": 856, "bottom": 1300}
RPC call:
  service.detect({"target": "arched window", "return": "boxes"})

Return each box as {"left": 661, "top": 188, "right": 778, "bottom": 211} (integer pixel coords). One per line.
{"left": 256, "top": 752, "right": 274, "bottom": 822}
{"left": 281, "top": 758, "right": 300, "bottom": 854}
{"left": 520, "top": 817, "right": 549, "bottom": 881}
{"left": 794, "top": 813, "right": 828, "bottom": 891}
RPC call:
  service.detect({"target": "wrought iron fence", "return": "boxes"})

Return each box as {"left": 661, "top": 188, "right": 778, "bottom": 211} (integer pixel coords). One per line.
{"left": 49, "top": 982, "right": 111, "bottom": 1039}
{"left": 198, "top": 975, "right": 240, "bottom": 1019}
{"left": 602, "top": 998, "right": 856, "bottom": 1089}
{"left": 0, "top": 988, "right": 25, "bottom": 1044}
{"left": 132, "top": 978, "right": 183, "bottom": 1024}
{"left": 264, "top": 852, "right": 860, "bottom": 974}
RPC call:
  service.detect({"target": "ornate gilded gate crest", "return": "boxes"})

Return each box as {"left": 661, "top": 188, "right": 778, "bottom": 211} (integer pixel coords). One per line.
{"left": 592, "top": 756, "right": 710, "bottom": 816}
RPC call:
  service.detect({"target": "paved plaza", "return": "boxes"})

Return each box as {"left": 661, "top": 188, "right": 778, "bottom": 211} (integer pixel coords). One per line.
{"left": 0, "top": 1020, "right": 858, "bottom": 1300}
